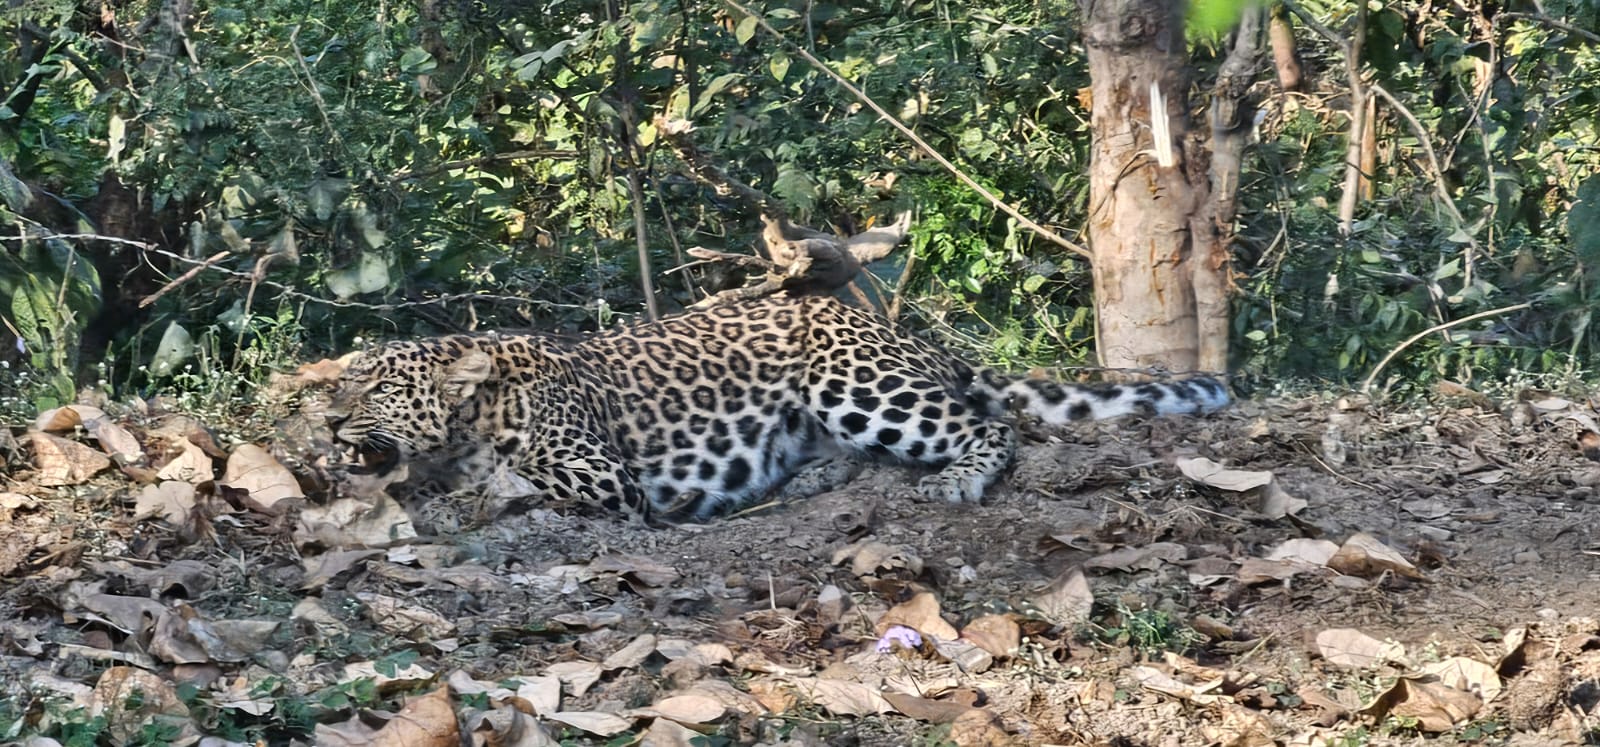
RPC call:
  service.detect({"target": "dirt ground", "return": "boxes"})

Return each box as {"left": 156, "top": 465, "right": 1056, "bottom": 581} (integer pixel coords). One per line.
{"left": 4, "top": 382, "right": 1600, "bottom": 746}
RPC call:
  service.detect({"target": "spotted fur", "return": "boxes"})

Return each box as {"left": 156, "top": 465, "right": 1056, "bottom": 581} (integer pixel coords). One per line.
{"left": 328, "top": 295, "right": 1228, "bottom": 521}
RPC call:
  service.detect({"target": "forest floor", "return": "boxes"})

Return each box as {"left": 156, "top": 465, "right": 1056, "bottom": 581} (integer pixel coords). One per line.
{"left": 3, "top": 372, "right": 1600, "bottom": 746}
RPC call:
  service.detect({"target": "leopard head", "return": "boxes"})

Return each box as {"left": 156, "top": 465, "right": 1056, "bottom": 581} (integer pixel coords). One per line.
{"left": 326, "top": 339, "right": 493, "bottom": 473}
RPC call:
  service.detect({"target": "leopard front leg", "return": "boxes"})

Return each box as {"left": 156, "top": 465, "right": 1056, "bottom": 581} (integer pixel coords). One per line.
{"left": 504, "top": 432, "right": 651, "bottom": 522}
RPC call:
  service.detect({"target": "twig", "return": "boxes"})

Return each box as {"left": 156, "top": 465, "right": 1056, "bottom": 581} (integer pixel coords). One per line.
{"left": 722, "top": 0, "right": 1090, "bottom": 261}
{"left": 1360, "top": 302, "right": 1532, "bottom": 394}
{"left": 390, "top": 149, "right": 580, "bottom": 180}
{"left": 139, "top": 249, "right": 230, "bottom": 308}
{"left": 1334, "top": 0, "right": 1368, "bottom": 237}
{"left": 286, "top": 26, "right": 347, "bottom": 153}
{"left": 1497, "top": 11, "right": 1600, "bottom": 45}
{"left": 1281, "top": 0, "right": 1483, "bottom": 270}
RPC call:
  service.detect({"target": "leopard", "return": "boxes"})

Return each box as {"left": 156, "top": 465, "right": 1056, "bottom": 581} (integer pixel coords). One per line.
{"left": 327, "top": 294, "right": 1228, "bottom": 523}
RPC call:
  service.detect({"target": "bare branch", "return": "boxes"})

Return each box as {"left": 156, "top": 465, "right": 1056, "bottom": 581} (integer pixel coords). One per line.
{"left": 721, "top": 0, "right": 1091, "bottom": 261}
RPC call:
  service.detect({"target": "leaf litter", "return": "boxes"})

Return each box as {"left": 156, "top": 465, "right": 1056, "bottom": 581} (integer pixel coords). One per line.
{"left": 4, "top": 385, "right": 1600, "bottom": 743}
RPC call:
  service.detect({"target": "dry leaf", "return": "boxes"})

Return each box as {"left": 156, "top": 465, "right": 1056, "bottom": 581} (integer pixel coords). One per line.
{"left": 85, "top": 419, "right": 143, "bottom": 464}
{"left": 1258, "top": 480, "right": 1307, "bottom": 518}
{"left": 1085, "top": 542, "right": 1187, "bottom": 572}
{"left": 466, "top": 706, "right": 560, "bottom": 747}
{"left": 221, "top": 444, "right": 304, "bottom": 514}
{"left": 295, "top": 496, "right": 418, "bottom": 550}
{"left": 789, "top": 678, "right": 894, "bottom": 717}
{"left": 300, "top": 549, "right": 384, "bottom": 590}
{"left": 1131, "top": 665, "right": 1225, "bottom": 705}
{"left": 632, "top": 694, "right": 726, "bottom": 725}
{"left": 157, "top": 439, "right": 214, "bottom": 484}
{"left": 931, "top": 638, "right": 993, "bottom": 673}
{"left": 369, "top": 687, "right": 458, "bottom": 747}
{"left": 602, "top": 634, "right": 658, "bottom": 671}
{"left": 1176, "top": 457, "right": 1273, "bottom": 491}
{"left": 960, "top": 615, "right": 1020, "bottom": 659}
{"left": 876, "top": 592, "right": 958, "bottom": 641}
{"left": 135, "top": 481, "right": 198, "bottom": 525}
{"left": 1204, "top": 702, "right": 1277, "bottom": 747}
{"left": 881, "top": 692, "right": 973, "bottom": 724}
{"left": 1030, "top": 566, "right": 1093, "bottom": 626}
{"left": 544, "top": 661, "right": 603, "bottom": 697}
{"left": 831, "top": 540, "right": 923, "bottom": 577}
{"left": 215, "top": 675, "right": 278, "bottom": 716}
{"left": 34, "top": 405, "right": 107, "bottom": 432}
{"left": 1265, "top": 539, "right": 1339, "bottom": 565}
{"left": 1420, "top": 656, "right": 1502, "bottom": 703}
{"left": 1326, "top": 532, "right": 1424, "bottom": 580}
{"left": 343, "top": 659, "right": 437, "bottom": 692}
{"left": 31, "top": 432, "right": 112, "bottom": 486}
{"left": 1316, "top": 628, "right": 1409, "bottom": 669}
{"left": 89, "top": 666, "right": 196, "bottom": 745}
{"left": 586, "top": 554, "right": 680, "bottom": 587}
{"left": 356, "top": 592, "right": 455, "bottom": 639}
{"left": 1364, "top": 677, "right": 1482, "bottom": 732}
{"left": 545, "top": 711, "right": 633, "bottom": 736}
{"left": 946, "top": 708, "right": 1011, "bottom": 747}
{"left": 514, "top": 676, "right": 561, "bottom": 716}
{"left": 640, "top": 718, "right": 703, "bottom": 747}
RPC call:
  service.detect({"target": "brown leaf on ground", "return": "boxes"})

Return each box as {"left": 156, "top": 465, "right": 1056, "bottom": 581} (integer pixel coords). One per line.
{"left": 34, "top": 405, "right": 108, "bottom": 432}
{"left": 1325, "top": 532, "right": 1425, "bottom": 580}
{"left": 135, "top": 481, "right": 198, "bottom": 524}
{"left": 587, "top": 554, "right": 680, "bottom": 588}
{"left": 881, "top": 692, "right": 974, "bottom": 724}
{"left": 295, "top": 496, "right": 418, "bottom": 550}
{"left": 343, "top": 659, "right": 437, "bottom": 693}
{"left": 876, "top": 592, "right": 958, "bottom": 641}
{"left": 830, "top": 539, "right": 923, "bottom": 577}
{"left": 601, "top": 633, "right": 658, "bottom": 671}
{"left": 89, "top": 666, "right": 196, "bottom": 745}
{"left": 1204, "top": 702, "right": 1277, "bottom": 747}
{"left": 641, "top": 718, "right": 705, "bottom": 747}
{"left": 84, "top": 418, "right": 143, "bottom": 465}
{"left": 629, "top": 693, "right": 727, "bottom": 725}
{"left": 466, "top": 706, "right": 561, "bottom": 747}
{"left": 1030, "top": 566, "right": 1093, "bottom": 626}
{"left": 545, "top": 711, "right": 633, "bottom": 736}
{"left": 1130, "top": 665, "right": 1225, "bottom": 705}
{"left": 1176, "top": 457, "right": 1274, "bottom": 491}
{"left": 156, "top": 438, "right": 214, "bottom": 484}
{"left": 960, "top": 614, "right": 1020, "bottom": 658}
{"left": 787, "top": 677, "right": 894, "bottom": 717}
{"left": 543, "top": 661, "right": 604, "bottom": 697}
{"left": 356, "top": 591, "right": 455, "bottom": 639}
{"left": 1085, "top": 542, "right": 1188, "bottom": 572}
{"left": 31, "top": 432, "right": 111, "bottom": 486}
{"left": 512, "top": 675, "right": 561, "bottom": 716}
{"left": 1316, "top": 628, "right": 1409, "bottom": 669}
{"left": 300, "top": 549, "right": 384, "bottom": 590}
{"left": 221, "top": 443, "right": 304, "bottom": 514}
{"left": 1363, "top": 677, "right": 1482, "bottom": 732}
{"left": 368, "top": 686, "right": 458, "bottom": 747}
{"left": 1420, "top": 656, "right": 1502, "bottom": 703}
{"left": 946, "top": 708, "right": 1013, "bottom": 747}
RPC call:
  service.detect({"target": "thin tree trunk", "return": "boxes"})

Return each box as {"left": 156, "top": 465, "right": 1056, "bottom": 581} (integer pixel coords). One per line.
{"left": 1192, "top": 7, "right": 1265, "bottom": 373}
{"left": 1268, "top": 3, "right": 1304, "bottom": 92}
{"left": 1082, "top": 0, "right": 1217, "bottom": 374}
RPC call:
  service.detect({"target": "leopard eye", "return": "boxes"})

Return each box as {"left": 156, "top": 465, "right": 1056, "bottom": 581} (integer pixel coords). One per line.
{"left": 374, "top": 382, "right": 401, "bottom": 396}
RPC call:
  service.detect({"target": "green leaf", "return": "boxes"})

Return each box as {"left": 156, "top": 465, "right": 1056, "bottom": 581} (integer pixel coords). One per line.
{"left": 769, "top": 52, "right": 790, "bottom": 81}
{"left": 1570, "top": 175, "right": 1600, "bottom": 266}
{"left": 1022, "top": 274, "right": 1046, "bottom": 293}
{"left": 398, "top": 47, "right": 436, "bottom": 74}
{"left": 735, "top": 15, "right": 758, "bottom": 44}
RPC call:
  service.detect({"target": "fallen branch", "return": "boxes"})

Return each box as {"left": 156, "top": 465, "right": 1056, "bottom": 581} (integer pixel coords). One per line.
{"left": 1360, "top": 302, "right": 1532, "bottom": 394}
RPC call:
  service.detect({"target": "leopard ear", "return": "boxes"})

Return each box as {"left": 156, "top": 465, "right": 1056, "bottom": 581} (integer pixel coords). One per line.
{"left": 442, "top": 350, "right": 493, "bottom": 402}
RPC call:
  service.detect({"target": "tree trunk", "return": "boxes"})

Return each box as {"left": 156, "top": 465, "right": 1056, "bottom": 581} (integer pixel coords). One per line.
{"left": 1083, "top": 0, "right": 1233, "bottom": 374}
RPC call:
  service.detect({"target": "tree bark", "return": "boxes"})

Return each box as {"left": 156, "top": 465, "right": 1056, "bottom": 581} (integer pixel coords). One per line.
{"left": 1082, "top": 0, "right": 1231, "bottom": 374}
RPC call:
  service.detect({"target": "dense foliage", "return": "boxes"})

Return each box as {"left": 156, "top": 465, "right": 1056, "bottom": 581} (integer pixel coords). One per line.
{"left": 1, "top": 0, "right": 1598, "bottom": 414}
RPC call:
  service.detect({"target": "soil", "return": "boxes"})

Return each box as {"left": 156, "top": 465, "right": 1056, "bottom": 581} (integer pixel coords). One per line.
{"left": 4, "top": 386, "right": 1600, "bottom": 746}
